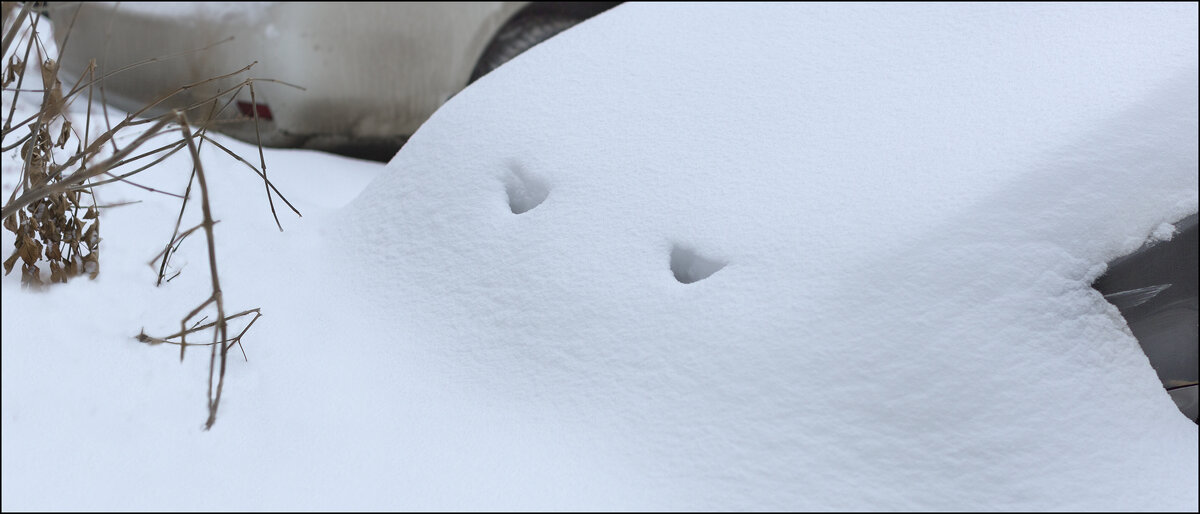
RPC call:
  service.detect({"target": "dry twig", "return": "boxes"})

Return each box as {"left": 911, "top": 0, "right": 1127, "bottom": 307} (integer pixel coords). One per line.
{"left": 2, "top": 4, "right": 300, "bottom": 428}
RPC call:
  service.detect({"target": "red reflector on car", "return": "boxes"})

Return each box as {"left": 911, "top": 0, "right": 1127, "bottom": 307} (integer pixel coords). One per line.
{"left": 236, "top": 100, "right": 274, "bottom": 121}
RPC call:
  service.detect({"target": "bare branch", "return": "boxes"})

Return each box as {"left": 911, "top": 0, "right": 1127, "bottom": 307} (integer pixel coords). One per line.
{"left": 2, "top": 116, "right": 173, "bottom": 220}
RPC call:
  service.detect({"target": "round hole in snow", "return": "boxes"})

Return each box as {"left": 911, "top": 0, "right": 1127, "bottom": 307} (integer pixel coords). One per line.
{"left": 505, "top": 167, "right": 549, "bottom": 214}
{"left": 671, "top": 245, "right": 726, "bottom": 284}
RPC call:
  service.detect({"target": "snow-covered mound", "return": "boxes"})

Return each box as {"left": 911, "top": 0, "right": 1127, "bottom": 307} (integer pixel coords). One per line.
{"left": 337, "top": 3, "right": 1198, "bottom": 509}
{"left": 3, "top": 3, "right": 1196, "bottom": 511}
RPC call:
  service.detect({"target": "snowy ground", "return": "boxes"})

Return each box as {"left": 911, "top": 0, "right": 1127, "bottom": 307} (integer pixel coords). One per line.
{"left": 2, "top": 3, "right": 1198, "bottom": 510}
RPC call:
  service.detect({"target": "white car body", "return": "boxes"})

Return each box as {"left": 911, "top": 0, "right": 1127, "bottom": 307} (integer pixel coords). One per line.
{"left": 49, "top": 2, "right": 611, "bottom": 159}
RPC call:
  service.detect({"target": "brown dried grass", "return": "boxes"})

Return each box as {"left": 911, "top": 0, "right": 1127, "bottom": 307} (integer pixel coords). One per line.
{"left": 2, "top": 2, "right": 301, "bottom": 429}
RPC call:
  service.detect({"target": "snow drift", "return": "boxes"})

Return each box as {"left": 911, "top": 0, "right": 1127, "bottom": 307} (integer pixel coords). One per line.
{"left": 3, "top": 2, "right": 1197, "bottom": 510}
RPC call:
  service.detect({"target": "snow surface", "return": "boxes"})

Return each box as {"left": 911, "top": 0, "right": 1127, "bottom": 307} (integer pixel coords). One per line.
{"left": 3, "top": 2, "right": 1198, "bottom": 510}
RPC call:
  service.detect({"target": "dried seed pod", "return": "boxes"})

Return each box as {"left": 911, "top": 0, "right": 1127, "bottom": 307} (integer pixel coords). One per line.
{"left": 18, "top": 236, "right": 42, "bottom": 265}
{"left": 49, "top": 261, "right": 64, "bottom": 283}
{"left": 2, "top": 250, "right": 18, "bottom": 275}
{"left": 23, "top": 263, "right": 43, "bottom": 286}
{"left": 56, "top": 121, "right": 72, "bottom": 148}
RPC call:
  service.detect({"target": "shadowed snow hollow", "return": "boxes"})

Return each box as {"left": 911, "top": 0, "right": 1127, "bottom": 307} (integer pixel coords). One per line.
{"left": 337, "top": 3, "right": 1198, "bottom": 509}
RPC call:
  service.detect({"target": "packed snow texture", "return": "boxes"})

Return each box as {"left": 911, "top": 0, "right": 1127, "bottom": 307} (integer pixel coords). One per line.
{"left": 3, "top": 2, "right": 1198, "bottom": 510}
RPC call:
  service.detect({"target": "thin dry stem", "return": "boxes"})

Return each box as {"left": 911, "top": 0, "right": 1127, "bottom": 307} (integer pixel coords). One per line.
{"left": 1, "top": 115, "right": 173, "bottom": 219}
{"left": 176, "top": 112, "right": 229, "bottom": 431}
{"left": 3, "top": 6, "right": 280, "bottom": 430}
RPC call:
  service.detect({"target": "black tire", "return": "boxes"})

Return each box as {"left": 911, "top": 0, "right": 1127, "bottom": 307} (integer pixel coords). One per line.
{"left": 469, "top": 12, "right": 583, "bottom": 83}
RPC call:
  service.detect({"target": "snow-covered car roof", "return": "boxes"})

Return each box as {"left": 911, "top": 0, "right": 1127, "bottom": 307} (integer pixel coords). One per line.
{"left": 338, "top": 3, "right": 1199, "bottom": 508}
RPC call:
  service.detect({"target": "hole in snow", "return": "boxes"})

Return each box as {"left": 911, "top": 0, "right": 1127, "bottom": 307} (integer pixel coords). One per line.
{"left": 505, "top": 167, "right": 548, "bottom": 214}
{"left": 671, "top": 245, "right": 726, "bottom": 284}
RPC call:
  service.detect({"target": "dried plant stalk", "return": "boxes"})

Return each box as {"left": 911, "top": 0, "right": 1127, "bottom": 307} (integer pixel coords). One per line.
{"left": 3, "top": 4, "right": 302, "bottom": 428}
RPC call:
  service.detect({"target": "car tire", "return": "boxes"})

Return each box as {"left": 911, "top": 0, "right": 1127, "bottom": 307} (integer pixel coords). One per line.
{"left": 469, "top": 12, "right": 582, "bottom": 83}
